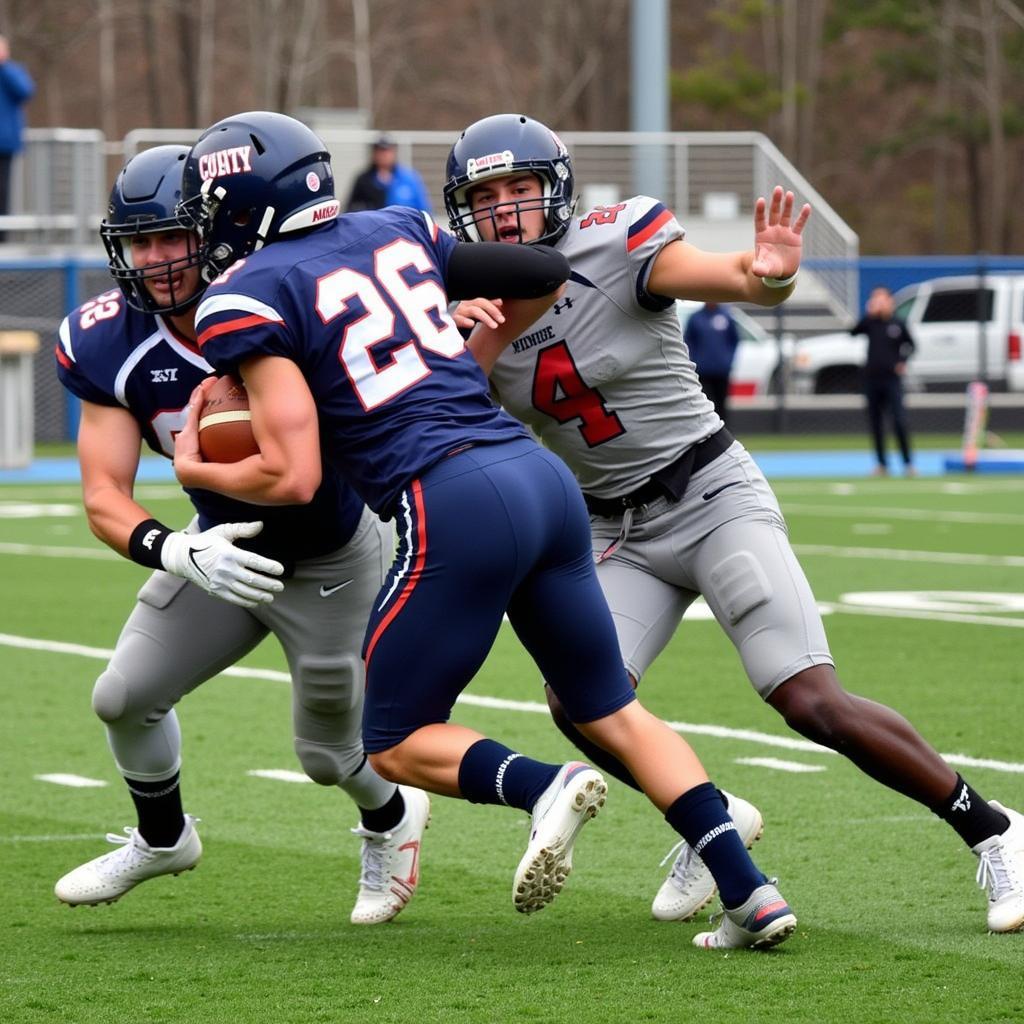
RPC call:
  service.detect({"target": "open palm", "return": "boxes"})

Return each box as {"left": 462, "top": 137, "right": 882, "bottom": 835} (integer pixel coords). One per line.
{"left": 751, "top": 186, "right": 812, "bottom": 280}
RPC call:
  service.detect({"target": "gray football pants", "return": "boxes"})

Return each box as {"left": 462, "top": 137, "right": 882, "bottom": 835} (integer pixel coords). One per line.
{"left": 91, "top": 506, "right": 394, "bottom": 789}
{"left": 590, "top": 442, "right": 834, "bottom": 697}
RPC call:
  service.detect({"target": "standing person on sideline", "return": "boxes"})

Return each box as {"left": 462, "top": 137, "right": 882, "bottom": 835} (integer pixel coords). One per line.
{"left": 852, "top": 285, "right": 916, "bottom": 476}
{"left": 0, "top": 33, "right": 34, "bottom": 233}
{"left": 443, "top": 112, "right": 1024, "bottom": 935}
{"left": 683, "top": 301, "right": 741, "bottom": 427}
{"left": 345, "top": 133, "right": 432, "bottom": 213}
{"left": 175, "top": 110, "right": 798, "bottom": 951}
{"left": 52, "top": 146, "right": 429, "bottom": 926}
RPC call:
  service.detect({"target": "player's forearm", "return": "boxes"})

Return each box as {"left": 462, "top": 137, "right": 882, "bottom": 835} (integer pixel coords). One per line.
{"left": 81, "top": 484, "right": 158, "bottom": 559}
{"left": 467, "top": 288, "right": 564, "bottom": 374}
{"left": 175, "top": 451, "right": 320, "bottom": 506}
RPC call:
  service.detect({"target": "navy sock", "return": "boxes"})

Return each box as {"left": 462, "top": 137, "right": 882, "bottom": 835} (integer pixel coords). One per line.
{"left": 665, "top": 782, "right": 766, "bottom": 909}
{"left": 125, "top": 772, "right": 185, "bottom": 848}
{"left": 358, "top": 787, "right": 406, "bottom": 834}
{"left": 935, "top": 774, "right": 1011, "bottom": 848}
{"left": 457, "top": 738, "right": 560, "bottom": 812}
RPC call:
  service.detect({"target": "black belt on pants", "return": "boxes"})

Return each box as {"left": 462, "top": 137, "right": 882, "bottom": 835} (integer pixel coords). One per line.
{"left": 583, "top": 427, "right": 734, "bottom": 517}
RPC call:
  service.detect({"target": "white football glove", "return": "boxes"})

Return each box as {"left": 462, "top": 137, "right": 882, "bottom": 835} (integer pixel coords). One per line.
{"left": 160, "top": 521, "right": 285, "bottom": 608}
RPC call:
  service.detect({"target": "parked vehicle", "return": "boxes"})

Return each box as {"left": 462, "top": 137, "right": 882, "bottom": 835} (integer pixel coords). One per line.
{"left": 676, "top": 300, "right": 791, "bottom": 397}
{"left": 789, "top": 274, "right": 1024, "bottom": 394}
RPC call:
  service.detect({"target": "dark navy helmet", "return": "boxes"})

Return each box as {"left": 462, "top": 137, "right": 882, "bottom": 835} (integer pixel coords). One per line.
{"left": 444, "top": 113, "right": 575, "bottom": 245}
{"left": 178, "top": 110, "right": 338, "bottom": 280}
{"left": 100, "top": 145, "right": 203, "bottom": 316}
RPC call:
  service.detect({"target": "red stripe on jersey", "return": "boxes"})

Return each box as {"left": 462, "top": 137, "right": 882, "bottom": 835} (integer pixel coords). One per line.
{"left": 364, "top": 480, "right": 428, "bottom": 670}
{"left": 196, "top": 313, "right": 280, "bottom": 349}
{"left": 625, "top": 208, "right": 673, "bottom": 253}
{"left": 54, "top": 343, "right": 72, "bottom": 369}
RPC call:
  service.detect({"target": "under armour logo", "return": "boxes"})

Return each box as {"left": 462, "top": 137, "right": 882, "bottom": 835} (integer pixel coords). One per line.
{"left": 951, "top": 784, "right": 971, "bottom": 814}
{"left": 150, "top": 368, "right": 179, "bottom": 383}
{"left": 553, "top": 296, "right": 574, "bottom": 315}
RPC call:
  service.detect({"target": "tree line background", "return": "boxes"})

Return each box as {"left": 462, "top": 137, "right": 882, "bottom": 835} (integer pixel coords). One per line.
{"left": 1, "top": 0, "right": 1021, "bottom": 255}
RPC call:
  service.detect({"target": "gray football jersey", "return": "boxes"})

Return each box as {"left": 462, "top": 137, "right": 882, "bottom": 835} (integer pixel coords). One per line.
{"left": 490, "top": 196, "right": 721, "bottom": 498}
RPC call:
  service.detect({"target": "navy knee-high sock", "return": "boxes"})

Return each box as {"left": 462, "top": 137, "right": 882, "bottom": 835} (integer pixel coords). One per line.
{"left": 457, "top": 738, "right": 561, "bottom": 813}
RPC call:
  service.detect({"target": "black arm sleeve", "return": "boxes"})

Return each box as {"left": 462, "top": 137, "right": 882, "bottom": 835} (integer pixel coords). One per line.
{"left": 445, "top": 242, "right": 570, "bottom": 301}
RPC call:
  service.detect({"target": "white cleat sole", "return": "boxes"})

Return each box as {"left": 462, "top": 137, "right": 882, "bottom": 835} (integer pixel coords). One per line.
{"left": 513, "top": 773, "right": 607, "bottom": 914}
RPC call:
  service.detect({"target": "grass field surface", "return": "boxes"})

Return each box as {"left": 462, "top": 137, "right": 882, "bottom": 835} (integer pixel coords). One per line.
{"left": 2, "top": 470, "right": 1022, "bottom": 1023}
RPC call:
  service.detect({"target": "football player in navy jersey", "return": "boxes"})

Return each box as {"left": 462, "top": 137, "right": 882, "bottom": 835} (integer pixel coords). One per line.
{"left": 172, "top": 110, "right": 797, "bottom": 947}
{"left": 443, "top": 112, "right": 1024, "bottom": 938}
{"left": 53, "top": 145, "right": 430, "bottom": 926}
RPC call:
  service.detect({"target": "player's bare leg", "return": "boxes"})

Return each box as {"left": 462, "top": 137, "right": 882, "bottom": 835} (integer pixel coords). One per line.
{"left": 768, "top": 663, "right": 1024, "bottom": 932}
{"left": 369, "top": 723, "right": 608, "bottom": 914}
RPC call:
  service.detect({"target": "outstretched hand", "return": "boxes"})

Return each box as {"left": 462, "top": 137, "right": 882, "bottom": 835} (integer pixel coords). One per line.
{"left": 750, "top": 186, "right": 812, "bottom": 281}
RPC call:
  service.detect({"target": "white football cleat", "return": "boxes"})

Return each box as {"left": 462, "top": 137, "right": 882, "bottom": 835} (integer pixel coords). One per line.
{"left": 973, "top": 800, "right": 1024, "bottom": 933}
{"left": 692, "top": 881, "right": 797, "bottom": 950}
{"left": 350, "top": 785, "right": 430, "bottom": 925}
{"left": 513, "top": 762, "right": 607, "bottom": 914}
{"left": 652, "top": 791, "right": 764, "bottom": 922}
{"left": 54, "top": 815, "right": 202, "bottom": 906}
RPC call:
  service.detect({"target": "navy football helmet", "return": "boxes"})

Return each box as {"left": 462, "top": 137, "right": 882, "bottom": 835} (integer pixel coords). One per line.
{"left": 444, "top": 114, "right": 575, "bottom": 246}
{"left": 101, "top": 145, "right": 203, "bottom": 315}
{"left": 179, "top": 110, "right": 338, "bottom": 280}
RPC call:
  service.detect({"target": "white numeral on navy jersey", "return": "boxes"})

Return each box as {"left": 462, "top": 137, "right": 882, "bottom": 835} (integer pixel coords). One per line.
{"left": 316, "top": 238, "right": 463, "bottom": 410}
{"left": 151, "top": 408, "right": 188, "bottom": 458}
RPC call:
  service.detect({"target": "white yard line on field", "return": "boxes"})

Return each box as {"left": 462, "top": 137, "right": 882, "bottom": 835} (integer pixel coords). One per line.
{"left": 4, "top": 631, "right": 1022, "bottom": 776}
{"left": 784, "top": 503, "right": 1024, "bottom": 526}
{"left": 793, "top": 544, "right": 1024, "bottom": 568}
{"left": 733, "top": 757, "right": 827, "bottom": 773}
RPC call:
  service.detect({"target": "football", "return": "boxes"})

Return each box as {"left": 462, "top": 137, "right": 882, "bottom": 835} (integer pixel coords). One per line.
{"left": 197, "top": 374, "right": 260, "bottom": 463}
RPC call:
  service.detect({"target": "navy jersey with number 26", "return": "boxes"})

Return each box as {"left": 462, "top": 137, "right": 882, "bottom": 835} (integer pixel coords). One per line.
{"left": 195, "top": 208, "right": 528, "bottom": 516}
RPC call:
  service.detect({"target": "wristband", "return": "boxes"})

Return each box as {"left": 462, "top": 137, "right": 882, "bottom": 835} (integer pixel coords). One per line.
{"left": 128, "top": 518, "right": 172, "bottom": 570}
{"left": 761, "top": 270, "right": 798, "bottom": 289}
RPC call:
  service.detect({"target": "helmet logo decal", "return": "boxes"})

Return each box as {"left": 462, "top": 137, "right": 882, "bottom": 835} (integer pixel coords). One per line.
{"left": 466, "top": 150, "right": 515, "bottom": 180}
{"left": 306, "top": 171, "right": 321, "bottom": 192}
{"left": 197, "top": 145, "right": 254, "bottom": 181}
{"left": 312, "top": 201, "right": 340, "bottom": 222}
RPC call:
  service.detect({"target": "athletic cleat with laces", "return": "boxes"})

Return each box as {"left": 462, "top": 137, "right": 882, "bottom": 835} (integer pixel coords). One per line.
{"left": 972, "top": 800, "right": 1024, "bottom": 933}
{"left": 652, "top": 791, "right": 764, "bottom": 922}
{"left": 54, "top": 815, "right": 202, "bottom": 906}
{"left": 692, "top": 881, "right": 796, "bottom": 950}
{"left": 350, "top": 785, "right": 430, "bottom": 925}
{"left": 513, "top": 762, "right": 607, "bottom": 914}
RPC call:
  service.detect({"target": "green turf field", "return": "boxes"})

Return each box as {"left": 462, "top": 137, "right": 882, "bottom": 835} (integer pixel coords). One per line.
{"left": 2, "top": 475, "right": 1022, "bottom": 1024}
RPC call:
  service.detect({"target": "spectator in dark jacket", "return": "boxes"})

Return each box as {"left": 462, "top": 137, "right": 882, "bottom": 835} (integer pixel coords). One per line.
{"left": 0, "top": 34, "right": 34, "bottom": 228}
{"left": 852, "top": 286, "right": 916, "bottom": 476}
{"left": 683, "top": 301, "right": 740, "bottom": 426}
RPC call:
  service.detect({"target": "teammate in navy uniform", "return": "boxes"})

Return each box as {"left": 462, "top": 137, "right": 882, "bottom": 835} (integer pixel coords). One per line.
{"left": 53, "top": 145, "right": 429, "bottom": 925}
{"left": 171, "top": 110, "right": 797, "bottom": 947}
{"left": 444, "top": 112, "right": 1024, "bottom": 937}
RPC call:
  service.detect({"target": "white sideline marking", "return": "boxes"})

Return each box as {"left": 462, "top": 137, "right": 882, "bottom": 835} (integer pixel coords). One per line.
{"left": 34, "top": 773, "right": 108, "bottom": 788}
{"left": 734, "top": 757, "right": 826, "bottom": 773}
{"left": 2, "top": 834, "right": 105, "bottom": 843}
{"left": 784, "top": 503, "right": 1024, "bottom": 526}
{"left": 0, "top": 502, "right": 79, "bottom": 518}
{"left": 247, "top": 769, "right": 311, "bottom": 784}
{"left": 793, "top": 544, "right": 1024, "bottom": 568}
{"left": 4, "top": 631, "right": 1024, "bottom": 775}
{"left": 0, "top": 542, "right": 119, "bottom": 561}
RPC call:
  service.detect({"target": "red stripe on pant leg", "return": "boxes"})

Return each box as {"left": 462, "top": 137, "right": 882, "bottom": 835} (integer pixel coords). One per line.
{"left": 365, "top": 480, "right": 428, "bottom": 670}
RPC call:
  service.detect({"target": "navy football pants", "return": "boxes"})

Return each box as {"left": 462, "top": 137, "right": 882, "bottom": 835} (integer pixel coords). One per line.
{"left": 361, "top": 438, "right": 636, "bottom": 752}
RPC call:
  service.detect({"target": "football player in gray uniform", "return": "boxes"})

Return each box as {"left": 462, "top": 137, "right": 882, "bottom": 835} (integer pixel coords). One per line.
{"left": 444, "top": 113, "right": 1024, "bottom": 936}
{"left": 52, "top": 146, "right": 428, "bottom": 925}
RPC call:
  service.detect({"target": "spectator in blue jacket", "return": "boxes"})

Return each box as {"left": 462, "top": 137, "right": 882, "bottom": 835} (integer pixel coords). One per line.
{"left": 345, "top": 133, "right": 432, "bottom": 213}
{"left": 0, "top": 34, "right": 34, "bottom": 228}
{"left": 684, "top": 301, "right": 741, "bottom": 426}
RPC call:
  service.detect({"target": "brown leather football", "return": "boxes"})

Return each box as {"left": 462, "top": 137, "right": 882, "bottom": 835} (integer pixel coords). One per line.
{"left": 197, "top": 374, "right": 259, "bottom": 463}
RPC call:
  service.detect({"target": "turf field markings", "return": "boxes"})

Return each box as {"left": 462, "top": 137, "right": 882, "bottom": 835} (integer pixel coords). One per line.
{"left": 0, "top": 502, "right": 80, "bottom": 518}
{"left": 793, "top": 543, "right": 1024, "bottom": 568}
{"left": 733, "top": 757, "right": 826, "bottom": 773}
{"left": 785, "top": 503, "right": 1024, "bottom": 526}
{"left": 6, "top": 833, "right": 106, "bottom": 843}
{"left": 0, "top": 541, "right": 120, "bottom": 561}
{"left": 34, "top": 773, "right": 108, "bottom": 788}
{"left": 5, "top": 631, "right": 1024, "bottom": 775}
{"left": 247, "top": 769, "right": 312, "bottom": 783}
